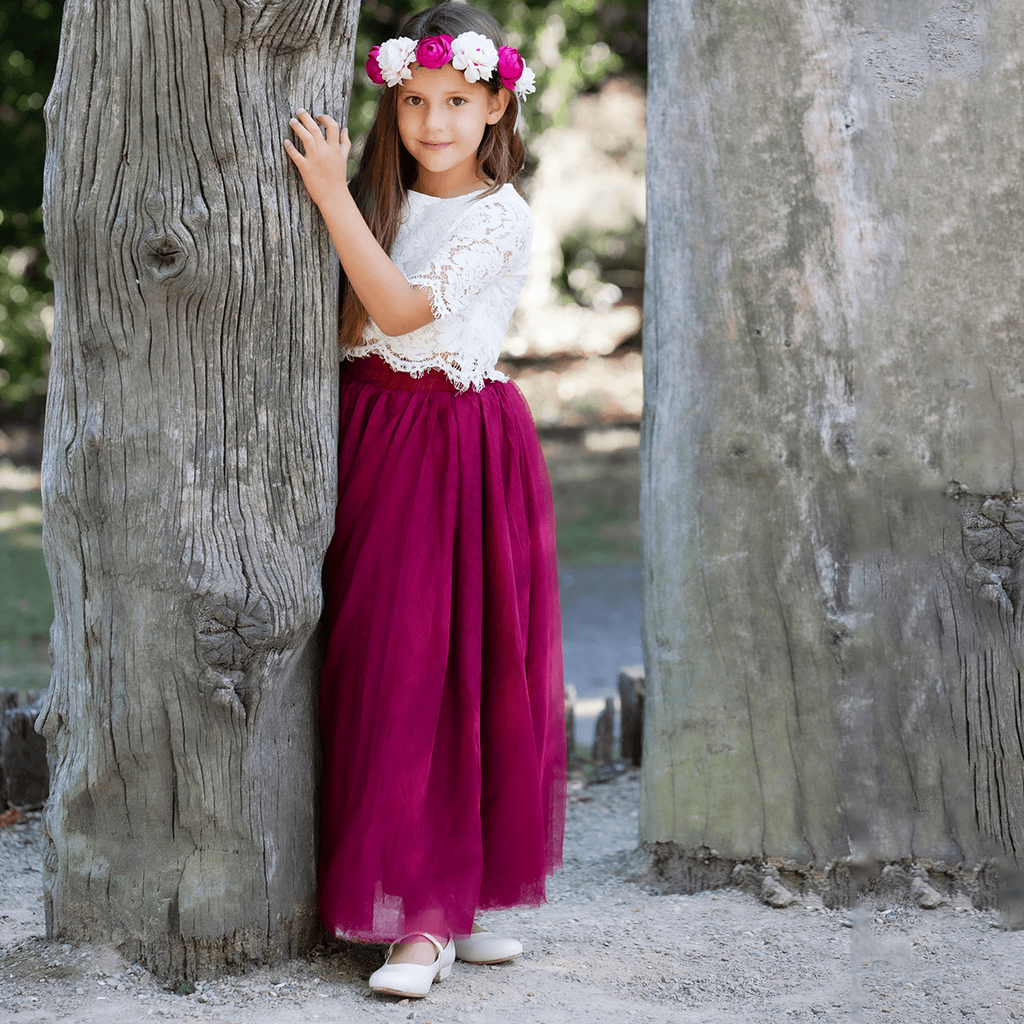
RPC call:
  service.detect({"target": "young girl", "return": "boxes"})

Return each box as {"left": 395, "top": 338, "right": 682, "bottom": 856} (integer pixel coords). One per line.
{"left": 284, "top": 0, "right": 566, "bottom": 1000}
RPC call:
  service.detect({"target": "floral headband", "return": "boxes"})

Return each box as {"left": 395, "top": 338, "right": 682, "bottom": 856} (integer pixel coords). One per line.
{"left": 367, "top": 31, "right": 537, "bottom": 99}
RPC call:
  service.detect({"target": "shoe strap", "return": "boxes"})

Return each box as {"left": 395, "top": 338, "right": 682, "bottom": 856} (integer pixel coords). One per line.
{"left": 384, "top": 931, "right": 447, "bottom": 963}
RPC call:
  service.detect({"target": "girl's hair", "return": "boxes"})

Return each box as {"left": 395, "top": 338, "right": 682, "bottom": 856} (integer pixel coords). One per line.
{"left": 339, "top": 0, "right": 528, "bottom": 347}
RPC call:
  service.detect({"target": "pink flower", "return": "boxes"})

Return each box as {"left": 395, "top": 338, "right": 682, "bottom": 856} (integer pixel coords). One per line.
{"left": 416, "top": 34, "right": 454, "bottom": 70}
{"left": 365, "top": 45, "right": 385, "bottom": 85}
{"left": 497, "top": 46, "right": 525, "bottom": 90}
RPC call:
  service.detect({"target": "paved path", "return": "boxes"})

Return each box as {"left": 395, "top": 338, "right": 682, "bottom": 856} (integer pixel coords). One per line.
{"left": 558, "top": 562, "right": 643, "bottom": 747}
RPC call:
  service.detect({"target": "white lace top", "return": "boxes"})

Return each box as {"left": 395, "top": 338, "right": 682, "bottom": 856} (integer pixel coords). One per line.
{"left": 342, "top": 183, "right": 532, "bottom": 391}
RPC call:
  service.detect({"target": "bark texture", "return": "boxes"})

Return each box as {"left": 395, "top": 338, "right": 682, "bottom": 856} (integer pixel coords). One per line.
{"left": 642, "top": 0, "right": 1024, "bottom": 880}
{"left": 40, "top": 0, "right": 356, "bottom": 978}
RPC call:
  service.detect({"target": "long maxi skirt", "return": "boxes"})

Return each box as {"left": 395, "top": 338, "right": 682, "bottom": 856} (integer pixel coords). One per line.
{"left": 318, "top": 354, "right": 567, "bottom": 942}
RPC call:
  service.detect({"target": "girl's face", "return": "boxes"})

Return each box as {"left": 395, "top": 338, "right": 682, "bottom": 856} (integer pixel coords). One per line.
{"left": 396, "top": 63, "right": 510, "bottom": 197}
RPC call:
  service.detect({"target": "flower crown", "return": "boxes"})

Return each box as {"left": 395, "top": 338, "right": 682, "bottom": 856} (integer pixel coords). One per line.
{"left": 367, "top": 31, "right": 537, "bottom": 100}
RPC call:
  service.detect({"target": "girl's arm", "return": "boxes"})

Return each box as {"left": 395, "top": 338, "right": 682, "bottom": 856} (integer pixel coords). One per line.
{"left": 283, "top": 109, "right": 434, "bottom": 337}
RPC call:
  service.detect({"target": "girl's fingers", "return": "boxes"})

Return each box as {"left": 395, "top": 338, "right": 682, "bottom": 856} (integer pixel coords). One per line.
{"left": 286, "top": 109, "right": 346, "bottom": 172}
{"left": 296, "top": 109, "right": 327, "bottom": 141}
{"left": 289, "top": 117, "right": 314, "bottom": 147}
{"left": 317, "top": 113, "right": 340, "bottom": 147}
{"left": 290, "top": 109, "right": 323, "bottom": 144}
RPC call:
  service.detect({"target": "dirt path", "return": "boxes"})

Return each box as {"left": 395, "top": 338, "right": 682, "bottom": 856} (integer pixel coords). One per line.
{"left": 2, "top": 769, "right": 1023, "bottom": 1024}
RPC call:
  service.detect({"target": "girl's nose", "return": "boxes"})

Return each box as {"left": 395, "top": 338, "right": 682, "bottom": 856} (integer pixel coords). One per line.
{"left": 423, "top": 105, "right": 446, "bottom": 130}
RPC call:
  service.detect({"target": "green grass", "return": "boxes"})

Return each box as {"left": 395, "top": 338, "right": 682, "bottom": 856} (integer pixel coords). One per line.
{"left": 0, "top": 462, "right": 52, "bottom": 693}
{"left": 543, "top": 440, "right": 641, "bottom": 565}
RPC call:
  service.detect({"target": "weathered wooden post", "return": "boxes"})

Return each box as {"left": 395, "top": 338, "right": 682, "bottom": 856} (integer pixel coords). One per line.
{"left": 642, "top": 0, "right": 1024, "bottom": 891}
{"left": 40, "top": 0, "right": 357, "bottom": 977}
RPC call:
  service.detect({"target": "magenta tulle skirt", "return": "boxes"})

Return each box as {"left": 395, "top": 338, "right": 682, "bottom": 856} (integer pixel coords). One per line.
{"left": 318, "top": 355, "right": 566, "bottom": 942}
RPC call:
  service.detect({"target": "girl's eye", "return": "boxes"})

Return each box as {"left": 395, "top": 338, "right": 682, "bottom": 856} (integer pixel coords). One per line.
{"left": 449, "top": 97, "right": 466, "bottom": 106}
{"left": 405, "top": 96, "right": 422, "bottom": 105}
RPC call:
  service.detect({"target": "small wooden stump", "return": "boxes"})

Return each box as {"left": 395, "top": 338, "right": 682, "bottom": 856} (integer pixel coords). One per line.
{"left": 618, "top": 665, "right": 645, "bottom": 766}
{"left": 592, "top": 697, "right": 616, "bottom": 765}
{"left": 0, "top": 690, "right": 49, "bottom": 810}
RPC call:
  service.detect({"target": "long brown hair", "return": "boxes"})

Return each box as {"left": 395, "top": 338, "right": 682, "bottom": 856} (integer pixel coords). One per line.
{"left": 339, "top": 1, "right": 528, "bottom": 347}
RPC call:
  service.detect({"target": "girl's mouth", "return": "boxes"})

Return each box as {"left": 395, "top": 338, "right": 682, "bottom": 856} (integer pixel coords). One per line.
{"left": 421, "top": 142, "right": 450, "bottom": 150}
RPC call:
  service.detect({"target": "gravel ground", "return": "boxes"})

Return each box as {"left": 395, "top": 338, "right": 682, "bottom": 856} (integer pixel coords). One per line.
{"left": 2, "top": 769, "right": 1023, "bottom": 1023}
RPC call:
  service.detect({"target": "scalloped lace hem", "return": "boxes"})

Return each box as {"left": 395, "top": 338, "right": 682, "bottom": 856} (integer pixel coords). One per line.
{"left": 341, "top": 343, "right": 509, "bottom": 393}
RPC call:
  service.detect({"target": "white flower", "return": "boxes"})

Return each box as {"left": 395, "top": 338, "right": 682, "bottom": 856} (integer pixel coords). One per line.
{"left": 514, "top": 65, "right": 536, "bottom": 99}
{"left": 377, "top": 36, "right": 416, "bottom": 87}
{"left": 450, "top": 31, "right": 499, "bottom": 83}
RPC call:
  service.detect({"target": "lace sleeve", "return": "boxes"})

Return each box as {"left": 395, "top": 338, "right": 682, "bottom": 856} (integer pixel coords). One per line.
{"left": 406, "top": 193, "right": 532, "bottom": 320}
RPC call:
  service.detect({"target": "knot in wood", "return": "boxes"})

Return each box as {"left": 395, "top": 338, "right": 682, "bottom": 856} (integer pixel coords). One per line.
{"left": 983, "top": 499, "right": 1024, "bottom": 543}
{"left": 141, "top": 231, "right": 186, "bottom": 281}
{"left": 825, "top": 617, "right": 853, "bottom": 667}
{"left": 194, "top": 595, "right": 274, "bottom": 672}
{"left": 832, "top": 426, "right": 855, "bottom": 459}
{"left": 961, "top": 503, "right": 1024, "bottom": 567}
{"left": 727, "top": 435, "right": 750, "bottom": 458}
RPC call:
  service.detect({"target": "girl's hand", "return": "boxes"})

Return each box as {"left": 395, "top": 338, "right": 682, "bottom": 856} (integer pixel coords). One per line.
{"left": 284, "top": 109, "right": 351, "bottom": 210}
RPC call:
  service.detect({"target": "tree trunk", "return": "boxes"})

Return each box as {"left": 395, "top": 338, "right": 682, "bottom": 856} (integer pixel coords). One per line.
{"left": 39, "top": 0, "right": 356, "bottom": 978}
{"left": 642, "top": 0, "right": 1024, "bottom": 887}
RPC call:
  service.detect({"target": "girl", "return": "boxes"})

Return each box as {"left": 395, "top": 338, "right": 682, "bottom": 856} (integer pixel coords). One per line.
{"left": 284, "top": 0, "right": 566, "bottom": 1000}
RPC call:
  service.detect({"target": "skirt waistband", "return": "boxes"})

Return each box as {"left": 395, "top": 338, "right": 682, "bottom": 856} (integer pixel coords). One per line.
{"left": 343, "top": 354, "right": 463, "bottom": 394}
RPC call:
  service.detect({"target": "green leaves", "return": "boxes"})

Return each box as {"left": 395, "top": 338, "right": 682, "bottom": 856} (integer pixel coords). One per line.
{"left": 0, "top": 0, "right": 60, "bottom": 416}
{"left": 0, "top": 246, "right": 50, "bottom": 411}
{"left": 1, "top": 0, "right": 60, "bottom": 250}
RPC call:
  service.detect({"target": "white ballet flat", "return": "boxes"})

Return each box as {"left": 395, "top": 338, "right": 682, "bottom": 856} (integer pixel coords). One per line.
{"left": 368, "top": 933, "right": 455, "bottom": 998}
{"left": 454, "top": 930, "right": 523, "bottom": 964}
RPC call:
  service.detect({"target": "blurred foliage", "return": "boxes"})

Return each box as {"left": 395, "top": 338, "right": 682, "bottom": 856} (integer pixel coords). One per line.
{"left": 0, "top": 469, "right": 52, "bottom": 690}
{"left": 1, "top": 0, "right": 646, "bottom": 421}
{"left": 0, "top": 246, "right": 51, "bottom": 417}
{"left": 0, "top": 0, "right": 55, "bottom": 252}
{"left": 0, "top": 0, "right": 59, "bottom": 421}
{"left": 559, "top": 224, "right": 646, "bottom": 314}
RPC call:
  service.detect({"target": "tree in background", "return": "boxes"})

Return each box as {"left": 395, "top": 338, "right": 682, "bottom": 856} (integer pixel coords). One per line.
{"left": 643, "top": 0, "right": 1024, "bottom": 899}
